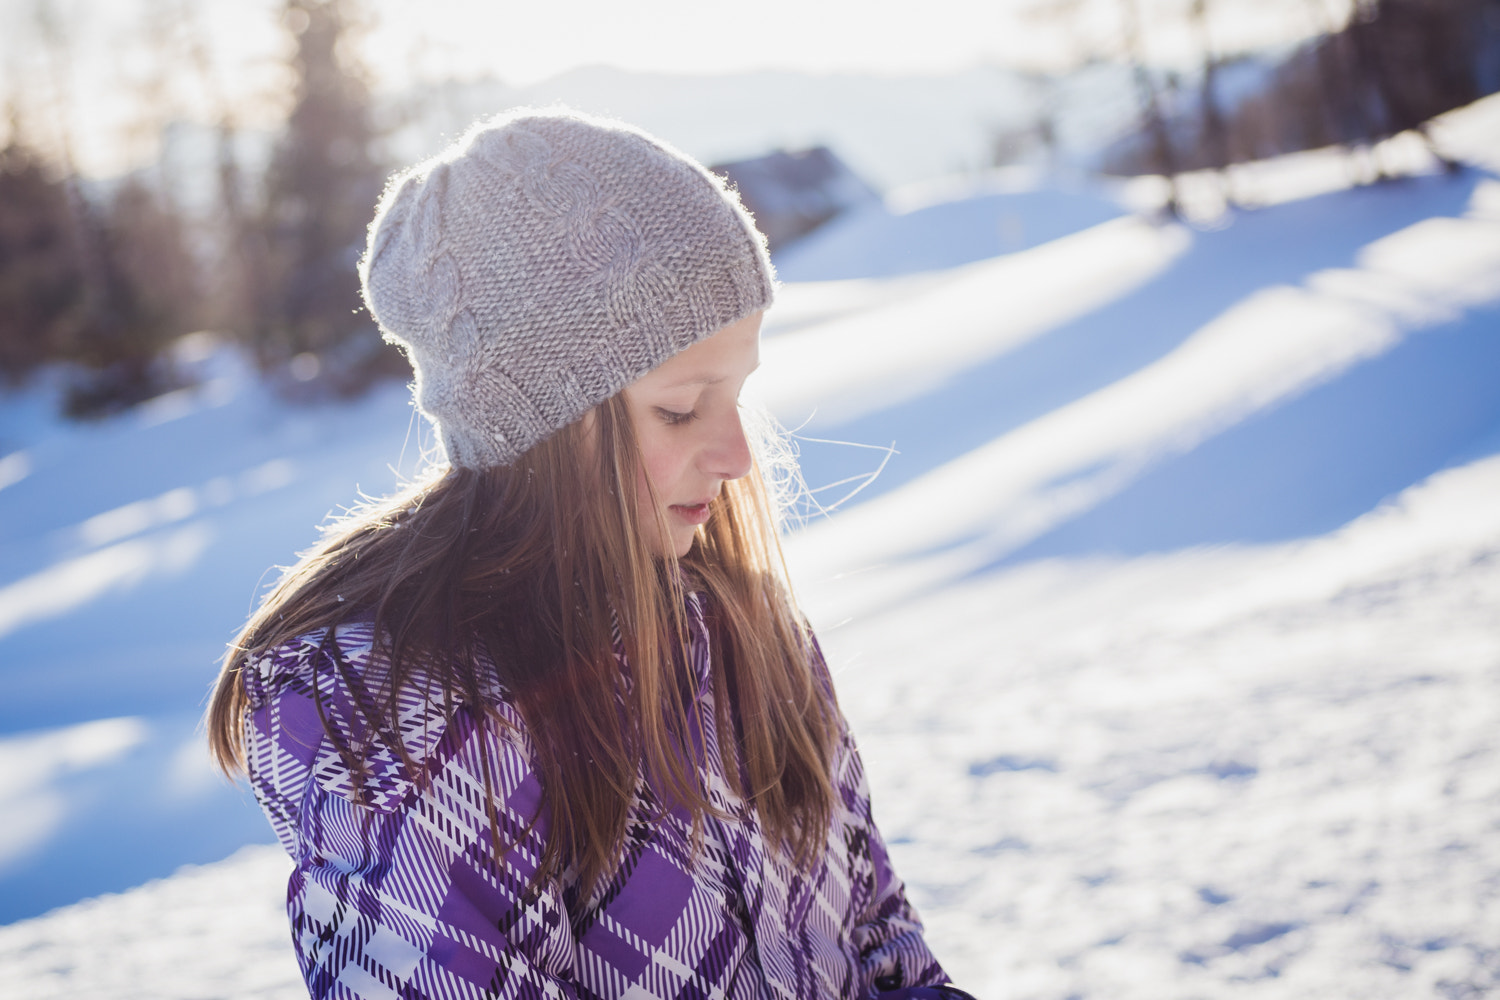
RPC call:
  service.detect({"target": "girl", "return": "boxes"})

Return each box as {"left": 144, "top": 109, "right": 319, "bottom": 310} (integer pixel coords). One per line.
{"left": 207, "top": 109, "right": 971, "bottom": 1000}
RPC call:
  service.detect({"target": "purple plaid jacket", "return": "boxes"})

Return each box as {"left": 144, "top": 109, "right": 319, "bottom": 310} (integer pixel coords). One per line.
{"left": 243, "top": 591, "right": 957, "bottom": 1000}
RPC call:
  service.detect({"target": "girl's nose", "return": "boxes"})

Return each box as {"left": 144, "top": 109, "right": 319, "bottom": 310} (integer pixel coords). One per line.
{"left": 706, "top": 410, "right": 753, "bottom": 482}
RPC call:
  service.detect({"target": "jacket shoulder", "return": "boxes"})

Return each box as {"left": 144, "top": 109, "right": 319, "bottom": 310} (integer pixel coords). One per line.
{"left": 242, "top": 621, "right": 377, "bottom": 709}
{"left": 242, "top": 622, "right": 523, "bottom": 813}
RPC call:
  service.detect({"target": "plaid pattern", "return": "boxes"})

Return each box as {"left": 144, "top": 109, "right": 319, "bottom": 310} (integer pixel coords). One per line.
{"left": 243, "top": 593, "right": 952, "bottom": 1000}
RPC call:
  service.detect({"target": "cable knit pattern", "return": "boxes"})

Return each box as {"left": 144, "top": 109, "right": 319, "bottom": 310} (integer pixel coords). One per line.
{"left": 359, "top": 109, "right": 777, "bottom": 469}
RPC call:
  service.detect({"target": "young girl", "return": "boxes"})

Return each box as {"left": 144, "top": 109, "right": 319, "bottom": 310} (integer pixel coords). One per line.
{"left": 207, "top": 110, "right": 971, "bottom": 1000}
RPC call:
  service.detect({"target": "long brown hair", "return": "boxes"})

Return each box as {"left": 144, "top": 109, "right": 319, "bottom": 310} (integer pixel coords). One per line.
{"left": 206, "top": 394, "right": 838, "bottom": 896}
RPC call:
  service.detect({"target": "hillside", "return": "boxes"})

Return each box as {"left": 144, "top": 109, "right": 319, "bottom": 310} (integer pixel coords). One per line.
{"left": 1, "top": 93, "right": 1498, "bottom": 997}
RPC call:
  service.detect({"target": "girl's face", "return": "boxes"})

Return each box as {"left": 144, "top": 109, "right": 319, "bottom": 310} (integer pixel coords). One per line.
{"left": 620, "top": 311, "right": 763, "bottom": 557}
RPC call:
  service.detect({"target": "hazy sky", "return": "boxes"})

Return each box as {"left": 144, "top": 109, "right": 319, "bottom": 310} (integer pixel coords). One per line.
{"left": 1, "top": 0, "right": 1346, "bottom": 175}
{"left": 364, "top": 0, "right": 1341, "bottom": 86}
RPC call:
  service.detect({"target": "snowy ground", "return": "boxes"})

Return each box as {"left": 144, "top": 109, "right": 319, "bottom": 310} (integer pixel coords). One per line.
{"left": 4, "top": 459, "right": 1497, "bottom": 1000}
{"left": 2, "top": 94, "right": 1498, "bottom": 997}
{"left": 832, "top": 457, "right": 1500, "bottom": 998}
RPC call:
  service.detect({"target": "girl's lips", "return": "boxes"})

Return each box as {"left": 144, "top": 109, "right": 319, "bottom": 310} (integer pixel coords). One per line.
{"left": 668, "top": 502, "right": 713, "bottom": 526}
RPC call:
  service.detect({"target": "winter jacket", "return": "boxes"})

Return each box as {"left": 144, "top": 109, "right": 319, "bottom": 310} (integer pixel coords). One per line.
{"left": 242, "top": 589, "right": 962, "bottom": 1000}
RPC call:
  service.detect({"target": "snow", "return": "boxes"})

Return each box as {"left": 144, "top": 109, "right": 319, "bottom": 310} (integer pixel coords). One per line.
{"left": 772, "top": 175, "right": 1129, "bottom": 282}
{"left": 0, "top": 846, "right": 303, "bottom": 999}
{"left": 756, "top": 216, "right": 1192, "bottom": 429}
{"left": 2, "top": 95, "right": 1499, "bottom": 997}
{"left": 830, "top": 455, "right": 1500, "bottom": 997}
{"left": 0, "top": 347, "right": 428, "bottom": 920}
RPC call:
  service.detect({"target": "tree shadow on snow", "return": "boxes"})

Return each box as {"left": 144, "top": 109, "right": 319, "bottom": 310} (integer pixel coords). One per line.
{"left": 0, "top": 711, "right": 275, "bottom": 924}
{"left": 793, "top": 171, "right": 1487, "bottom": 512}
{"left": 991, "top": 301, "right": 1500, "bottom": 565}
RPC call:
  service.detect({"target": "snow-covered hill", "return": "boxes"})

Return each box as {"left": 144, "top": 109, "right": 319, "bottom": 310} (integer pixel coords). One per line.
{"left": 2, "top": 93, "right": 1498, "bottom": 997}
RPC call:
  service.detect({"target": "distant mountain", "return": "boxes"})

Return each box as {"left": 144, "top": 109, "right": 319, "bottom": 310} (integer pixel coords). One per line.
{"left": 383, "top": 63, "right": 1141, "bottom": 193}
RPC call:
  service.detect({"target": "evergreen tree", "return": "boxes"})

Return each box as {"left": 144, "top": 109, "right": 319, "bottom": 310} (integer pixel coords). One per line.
{"left": 252, "top": 0, "right": 391, "bottom": 389}
{"left": 0, "top": 132, "right": 86, "bottom": 381}
{"left": 0, "top": 137, "right": 203, "bottom": 412}
{"left": 58, "top": 174, "right": 205, "bottom": 416}
{"left": 1221, "top": 0, "right": 1499, "bottom": 169}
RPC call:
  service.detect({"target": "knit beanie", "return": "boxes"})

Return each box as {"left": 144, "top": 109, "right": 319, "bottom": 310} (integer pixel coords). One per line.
{"left": 359, "top": 108, "right": 777, "bottom": 470}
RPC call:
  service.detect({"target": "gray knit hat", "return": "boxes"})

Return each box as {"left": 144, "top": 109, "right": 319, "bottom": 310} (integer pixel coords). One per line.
{"left": 359, "top": 108, "right": 776, "bottom": 469}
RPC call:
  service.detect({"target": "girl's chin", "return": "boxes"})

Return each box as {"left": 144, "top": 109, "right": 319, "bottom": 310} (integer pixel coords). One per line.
{"left": 669, "top": 524, "right": 697, "bottom": 557}
{"left": 641, "top": 524, "right": 697, "bottom": 559}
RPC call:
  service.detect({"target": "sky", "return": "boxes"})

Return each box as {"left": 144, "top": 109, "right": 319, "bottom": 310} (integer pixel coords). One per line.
{"left": 360, "top": 0, "right": 1346, "bottom": 85}
{"left": 0, "top": 0, "right": 1348, "bottom": 176}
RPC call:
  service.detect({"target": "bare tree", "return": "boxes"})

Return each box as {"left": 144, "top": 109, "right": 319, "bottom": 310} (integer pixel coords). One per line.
{"left": 0, "top": 103, "right": 86, "bottom": 381}
{"left": 16, "top": 0, "right": 209, "bottom": 413}
{"left": 177, "top": 0, "right": 269, "bottom": 338}
{"left": 1188, "top": 0, "right": 1235, "bottom": 203}
{"left": 1349, "top": 0, "right": 1477, "bottom": 169}
{"left": 1325, "top": 0, "right": 1394, "bottom": 179}
{"left": 1015, "top": 0, "right": 1096, "bottom": 169}
{"left": 1120, "top": 0, "right": 1181, "bottom": 216}
{"left": 1233, "top": 0, "right": 1493, "bottom": 183}
{"left": 33, "top": 0, "right": 120, "bottom": 360}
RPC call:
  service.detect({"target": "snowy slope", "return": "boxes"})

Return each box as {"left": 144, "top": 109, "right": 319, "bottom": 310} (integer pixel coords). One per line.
{"left": 772, "top": 174, "right": 1128, "bottom": 282}
{"left": 774, "top": 170, "right": 1500, "bottom": 624}
{"left": 3, "top": 459, "right": 1497, "bottom": 999}
{"left": 2, "top": 93, "right": 1499, "bottom": 997}
{"left": 0, "top": 349, "right": 429, "bottom": 921}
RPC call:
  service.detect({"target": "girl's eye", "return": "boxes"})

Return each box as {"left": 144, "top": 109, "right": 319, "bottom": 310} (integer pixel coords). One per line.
{"left": 657, "top": 407, "right": 697, "bottom": 426}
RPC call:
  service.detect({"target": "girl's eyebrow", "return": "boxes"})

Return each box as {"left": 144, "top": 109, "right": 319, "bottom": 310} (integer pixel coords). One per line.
{"left": 663, "top": 375, "right": 726, "bottom": 388}
{"left": 661, "top": 363, "right": 760, "bottom": 389}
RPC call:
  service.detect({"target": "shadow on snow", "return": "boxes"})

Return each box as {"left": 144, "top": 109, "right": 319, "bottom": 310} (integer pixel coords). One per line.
{"left": 793, "top": 171, "right": 1487, "bottom": 514}
{"left": 995, "top": 301, "right": 1500, "bottom": 564}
